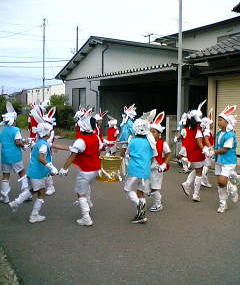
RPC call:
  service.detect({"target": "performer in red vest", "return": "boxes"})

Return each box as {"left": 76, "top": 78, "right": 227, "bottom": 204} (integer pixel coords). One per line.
{"left": 149, "top": 111, "right": 171, "bottom": 212}
{"left": 94, "top": 109, "right": 108, "bottom": 143}
{"left": 105, "top": 115, "right": 119, "bottom": 155}
{"left": 181, "top": 100, "right": 206, "bottom": 202}
{"left": 59, "top": 108, "right": 102, "bottom": 227}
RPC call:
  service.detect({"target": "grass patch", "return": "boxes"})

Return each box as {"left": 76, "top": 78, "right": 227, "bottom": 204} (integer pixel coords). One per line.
{"left": 55, "top": 128, "right": 75, "bottom": 139}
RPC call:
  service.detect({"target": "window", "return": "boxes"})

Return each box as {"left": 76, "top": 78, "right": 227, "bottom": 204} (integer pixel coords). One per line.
{"left": 72, "top": 88, "right": 86, "bottom": 111}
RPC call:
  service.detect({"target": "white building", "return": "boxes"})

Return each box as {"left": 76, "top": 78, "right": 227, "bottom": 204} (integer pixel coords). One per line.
{"left": 26, "top": 83, "right": 65, "bottom": 104}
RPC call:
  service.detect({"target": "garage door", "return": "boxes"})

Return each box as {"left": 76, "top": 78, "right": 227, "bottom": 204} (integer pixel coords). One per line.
{"left": 216, "top": 78, "right": 240, "bottom": 155}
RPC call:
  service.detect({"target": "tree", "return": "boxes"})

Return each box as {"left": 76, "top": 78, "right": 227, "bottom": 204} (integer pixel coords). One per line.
{"left": 50, "top": 94, "right": 68, "bottom": 107}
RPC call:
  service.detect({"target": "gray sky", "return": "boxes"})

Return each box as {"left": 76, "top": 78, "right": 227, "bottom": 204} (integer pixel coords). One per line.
{"left": 0, "top": 0, "right": 238, "bottom": 94}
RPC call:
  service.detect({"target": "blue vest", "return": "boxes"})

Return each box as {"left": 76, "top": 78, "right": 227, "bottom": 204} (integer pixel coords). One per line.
{"left": 127, "top": 137, "right": 153, "bottom": 179}
{"left": 0, "top": 126, "right": 22, "bottom": 164}
{"left": 26, "top": 138, "right": 52, "bottom": 179}
{"left": 118, "top": 119, "right": 134, "bottom": 142}
{"left": 215, "top": 131, "right": 237, "bottom": 165}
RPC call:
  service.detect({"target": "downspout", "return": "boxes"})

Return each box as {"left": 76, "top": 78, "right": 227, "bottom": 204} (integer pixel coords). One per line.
{"left": 89, "top": 80, "right": 100, "bottom": 110}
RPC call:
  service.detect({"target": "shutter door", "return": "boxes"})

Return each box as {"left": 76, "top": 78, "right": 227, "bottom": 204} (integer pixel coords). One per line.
{"left": 216, "top": 79, "right": 240, "bottom": 155}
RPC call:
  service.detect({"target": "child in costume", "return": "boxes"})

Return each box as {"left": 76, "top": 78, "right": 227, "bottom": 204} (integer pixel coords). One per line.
{"left": 150, "top": 111, "right": 171, "bottom": 212}
{"left": 9, "top": 118, "right": 58, "bottom": 223}
{"left": 105, "top": 115, "right": 119, "bottom": 156}
{"left": 123, "top": 117, "right": 156, "bottom": 224}
{"left": 200, "top": 108, "right": 214, "bottom": 188}
{"left": 181, "top": 100, "right": 206, "bottom": 202}
{"left": 59, "top": 108, "right": 102, "bottom": 226}
{"left": 174, "top": 113, "right": 191, "bottom": 173}
{"left": 213, "top": 105, "right": 238, "bottom": 213}
{"left": 74, "top": 106, "right": 86, "bottom": 139}
{"left": 94, "top": 109, "right": 108, "bottom": 143}
{"left": 0, "top": 102, "right": 29, "bottom": 203}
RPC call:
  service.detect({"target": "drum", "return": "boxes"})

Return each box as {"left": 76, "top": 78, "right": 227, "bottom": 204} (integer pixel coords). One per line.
{"left": 97, "top": 156, "right": 123, "bottom": 182}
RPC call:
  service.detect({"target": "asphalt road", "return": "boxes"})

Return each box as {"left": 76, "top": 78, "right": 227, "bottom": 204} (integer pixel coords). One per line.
{"left": 1, "top": 138, "right": 240, "bottom": 285}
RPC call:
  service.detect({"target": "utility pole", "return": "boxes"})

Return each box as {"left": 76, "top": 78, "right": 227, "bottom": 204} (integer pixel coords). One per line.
{"left": 177, "top": 0, "right": 183, "bottom": 123}
{"left": 76, "top": 26, "right": 79, "bottom": 53}
{"left": 144, "top": 33, "right": 153, "bottom": 44}
{"left": 42, "top": 18, "right": 46, "bottom": 102}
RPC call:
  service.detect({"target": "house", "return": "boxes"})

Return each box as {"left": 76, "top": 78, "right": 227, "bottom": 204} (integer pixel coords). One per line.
{"left": 26, "top": 83, "right": 65, "bottom": 104}
{"left": 55, "top": 36, "right": 197, "bottom": 120}
{"left": 185, "top": 34, "right": 240, "bottom": 155}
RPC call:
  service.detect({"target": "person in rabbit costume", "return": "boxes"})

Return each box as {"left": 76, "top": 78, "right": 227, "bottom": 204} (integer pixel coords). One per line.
{"left": 123, "top": 114, "right": 157, "bottom": 224}
{"left": 200, "top": 108, "right": 215, "bottom": 188}
{"left": 94, "top": 108, "right": 108, "bottom": 142}
{"left": 28, "top": 101, "right": 49, "bottom": 142}
{"left": 150, "top": 111, "right": 171, "bottom": 212}
{"left": 174, "top": 112, "right": 191, "bottom": 173}
{"left": 74, "top": 106, "right": 86, "bottom": 139}
{"left": 181, "top": 100, "right": 206, "bottom": 202}
{"left": 213, "top": 105, "right": 238, "bottom": 213}
{"left": 105, "top": 115, "right": 119, "bottom": 156}
{"left": 8, "top": 109, "right": 59, "bottom": 223}
{"left": 59, "top": 108, "right": 102, "bottom": 226}
{"left": 0, "top": 102, "right": 29, "bottom": 203}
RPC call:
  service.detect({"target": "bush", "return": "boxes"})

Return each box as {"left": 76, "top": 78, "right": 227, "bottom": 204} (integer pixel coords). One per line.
{"left": 55, "top": 105, "right": 75, "bottom": 129}
{"left": 50, "top": 94, "right": 68, "bottom": 107}
{"left": 16, "top": 113, "right": 28, "bottom": 129}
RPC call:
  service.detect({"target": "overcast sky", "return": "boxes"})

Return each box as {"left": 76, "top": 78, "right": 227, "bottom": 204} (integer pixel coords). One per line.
{"left": 0, "top": 0, "right": 238, "bottom": 94}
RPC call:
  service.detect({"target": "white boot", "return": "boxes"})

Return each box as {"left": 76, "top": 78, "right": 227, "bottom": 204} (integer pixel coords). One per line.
{"left": 201, "top": 166, "right": 212, "bottom": 188}
{"left": 9, "top": 190, "right": 32, "bottom": 212}
{"left": 150, "top": 190, "right": 163, "bottom": 211}
{"left": 76, "top": 197, "right": 93, "bottom": 226}
{"left": 181, "top": 157, "right": 190, "bottom": 173}
{"left": 192, "top": 176, "right": 202, "bottom": 202}
{"left": 227, "top": 182, "right": 239, "bottom": 203}
{"left": 0, "top": 180, "right": 10, "bottom": 203}
{"left": 29, "top": 199, "right": 46, "bottom": 223}
{"left": 181, "top": 170, "right": 196, "bottom": 197}
{"left": 45, "top": 176, "right": 56, "bottom": 196}
{"left": 19, "top": 175, "right": 29, "bottom": 192}
{"left": 217, "top": 186, "right": 228, "bottom": 213}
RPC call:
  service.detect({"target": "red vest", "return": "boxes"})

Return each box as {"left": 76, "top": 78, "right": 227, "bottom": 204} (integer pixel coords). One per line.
{"left": 185, "top": 127, "right": 205, "bottom": 162}
{"left": 75, "top": 126, "right": 81, "bottom": 139}
{"left": 29, "top": 116, "right": 38, "bottom": 139}
{"left": 107, "top": 127, "right": 118, "bottom": 147}
{"left": 155, "top": 139, "right": 170, "bottom": 171}
{"left": 73, "top": 133, "right": 101, "bottom": 171}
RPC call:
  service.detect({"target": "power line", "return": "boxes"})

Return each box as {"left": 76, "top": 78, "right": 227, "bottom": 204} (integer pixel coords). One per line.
{"left": 0, "top": 60, "right": 68, "bottom": 63}
{"left": 0, "top": 26, "right": 41, "bottom": 38}
{"left": 0, "top": 65, "right": 64, "bottom": 68}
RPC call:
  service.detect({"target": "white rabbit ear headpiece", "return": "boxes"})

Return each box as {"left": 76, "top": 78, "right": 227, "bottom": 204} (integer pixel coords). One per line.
{"left": 219, "top": 105, "right": 237, "bottom": 131}
{"left": 77, "top": 107, "right": 95, "bottom": 133}
{"left": 124, "top": 104, "right": 137, "bottom": 119}
{"left": 1, "top": 102, "right": 17, "bottom": 126}
{"left": 189, "top": 99, "right": 206, "bottom": 122}
{"left": 150, "top": 111, "right": 165, "bottom": 133}
{"left": 179, "top": 112, "right": 188, "bottom": 126}
{"left": 107, "top": 115, "right": 117, "bottom": 127}
{"left": 43, "top": 107, "right": 56, "bottom": 126}
{"left": 141, "top": 109, "right": 157, "bottom": 123}
{"left": 35, "top": 122, "right": 53, "bottom": 138}
{"left": 133, "top": 118, "right": 150, "bottom": 135}
{"left": 74, "top": 105, "right": 86, "bottom": 121}
{"left": 200, "top": 107, "right": 213, "bottom": 129}
{"left": 40, "top": 100, "right": 49, "bottom": 112}
{"left": 94, "top": 108, "right": 108, "bottom": 121}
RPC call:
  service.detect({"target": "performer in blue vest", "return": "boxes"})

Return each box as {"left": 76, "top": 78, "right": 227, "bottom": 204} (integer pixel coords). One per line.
{"left": 0, "top": 102, "right": 29, "bottom": 203}
{"left": 213, "top": 105, "right": 238, "bottom": 213}
{"left": 9, "top": 114, "right": 59, "bottom": 224}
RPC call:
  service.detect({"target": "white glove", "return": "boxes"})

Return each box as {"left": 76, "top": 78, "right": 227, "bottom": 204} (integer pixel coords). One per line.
{"left": 209, "top": 149, "right": 215, "bottom": 159}
{"left": 23, "top": 143, "right": 31, "bottom": 151}
{"left": 158, "top": 163, "right": 167, "bottom": 172}
{"left": 46, "top": 163, "right": 58, "bottom": 175}
{"left": 202, "top": 146, "right": 210, "bottom": 157}
{"left": 59, "top": 168, "right": 69, "bottom": 176}
{"left": 173, "top": 136, "right": 178, "bottom": 143}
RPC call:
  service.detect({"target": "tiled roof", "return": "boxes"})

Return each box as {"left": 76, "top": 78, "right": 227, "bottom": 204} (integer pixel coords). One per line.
{"left": 185, "top": 35, "right": 240, "bottom": 62}
{"left": 86, "top": 63, "right": 177, "bottom": 80}
{"left": 232, "top": 3, "right": 240, "bottom": 13}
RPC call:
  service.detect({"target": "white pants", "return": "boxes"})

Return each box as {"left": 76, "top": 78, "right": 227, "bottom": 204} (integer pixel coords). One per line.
{"left": 124, "top": 176, "right": 150, "bottom": 195}
{"left": 215, "top": 163, "right": 236, "bottom": 178}
{"left": 74, "top": 170, "right": 98, "bottom": 195}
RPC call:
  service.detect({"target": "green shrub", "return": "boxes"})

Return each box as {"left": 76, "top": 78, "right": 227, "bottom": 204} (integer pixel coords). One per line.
{"left": 16, "top": 113, "right": 28, "bottom": 129}
{"left": 55, "top": 105, "right": 75, "bottom": 129}
{"left": 55, "top": 128, "right": 75, "bottom": 139}
{"left": 50, "top": 94, "right": 68, "bottom": 107}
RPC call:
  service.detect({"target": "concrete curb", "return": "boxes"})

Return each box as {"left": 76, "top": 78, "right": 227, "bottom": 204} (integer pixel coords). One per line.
{"left": 0, "top": 247, "right": 20, "bottom": 285}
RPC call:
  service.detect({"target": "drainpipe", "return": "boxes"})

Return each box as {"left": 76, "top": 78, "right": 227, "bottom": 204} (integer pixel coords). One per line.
{"left": 102, "top": 44, "right": 109, "bottom": 74}
{"left": 89, "top": 80, "right": 100, "bottom": 110}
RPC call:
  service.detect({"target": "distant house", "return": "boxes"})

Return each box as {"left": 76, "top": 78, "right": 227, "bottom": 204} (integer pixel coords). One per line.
{"left": 26, "top": 83, "right": 65, "bottom": 104}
